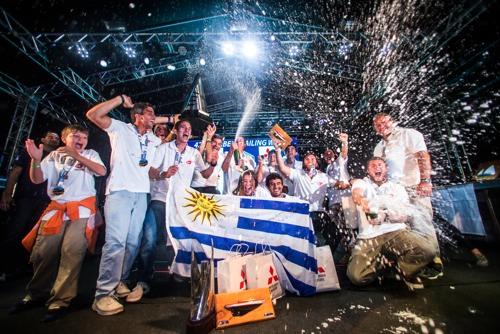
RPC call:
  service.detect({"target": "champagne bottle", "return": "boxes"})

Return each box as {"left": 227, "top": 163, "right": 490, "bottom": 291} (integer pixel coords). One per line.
{"left": 233, "top": 150, "right": 240, "bottom": 165}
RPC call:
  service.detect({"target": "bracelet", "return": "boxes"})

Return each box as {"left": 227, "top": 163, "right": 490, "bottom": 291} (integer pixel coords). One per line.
{"left": 31, "top": 161, "right": 41, "bottom": 168}
{"left": 420, "top": 178, "right": 432, "bottom": 184}
{"left": 206, "top": 139, "right": 212, "bottom": 143}
{"left": 119, "top": 95, "right": 124, "bottom": 105}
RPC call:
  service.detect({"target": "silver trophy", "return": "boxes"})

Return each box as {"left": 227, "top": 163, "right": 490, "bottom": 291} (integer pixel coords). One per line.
{"left": 186, "top": 246, "right": 215, "bottom": 334}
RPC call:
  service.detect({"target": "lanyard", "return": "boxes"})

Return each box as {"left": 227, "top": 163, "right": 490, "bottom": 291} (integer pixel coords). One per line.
{"left": 135, "top": 126, "right": 149, "bottom": 166}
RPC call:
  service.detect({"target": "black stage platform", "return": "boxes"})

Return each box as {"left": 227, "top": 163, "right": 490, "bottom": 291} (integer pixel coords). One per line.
{"left": 1, "top": 245, "right": 499, "bottom": 334}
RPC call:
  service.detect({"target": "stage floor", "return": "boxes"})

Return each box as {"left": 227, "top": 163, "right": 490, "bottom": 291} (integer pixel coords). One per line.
{"left": 1, "top": 246, "right": 499, "bottom": 334}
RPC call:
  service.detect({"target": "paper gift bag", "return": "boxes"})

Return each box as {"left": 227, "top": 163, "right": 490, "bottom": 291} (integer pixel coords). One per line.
{"left": 245, "top": 253, "right": 285, "bottom": 299}
{"left": 215, "top": 287, "right": 275, "bottom": 329}
{"left": 217, "top": 255, "right": 247, "bottom": 294}
{"left": 316, "top": 245, "right": 341, "bottom": 292}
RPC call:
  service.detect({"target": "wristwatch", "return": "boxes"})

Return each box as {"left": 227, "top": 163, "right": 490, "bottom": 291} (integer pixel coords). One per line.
{"left": 420, "top": 178, "right": 432, "bottom": 184}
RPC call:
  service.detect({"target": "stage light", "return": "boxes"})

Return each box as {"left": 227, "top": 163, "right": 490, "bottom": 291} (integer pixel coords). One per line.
{"left": 123, "top": 46, "right": 136, "bottom": 58}
{"left": 289, "top": 45, "right": 299, "bottom": 57}
{"left": 167, "top": 64, "right": 176, "bottom": 70}
{"left": 99, "top": 60, "right": 108, "bottom": 67}
{"left": 199, "top": 58, "right": 206, "bottom": 66}
{"left": 221, "top": 42, "right": 235, "bottom": 55}
{"left": 338, "top": 42, "right": 353, "bottom": 56}
{"left": 242, "top": 40, "right": 258, "bottom": 58}
{"left": 74, "top": 44, "right": 89, "bottom": 58}
{"left": 144, "top": 57, "right": 150, "bottom": 65}
{"left": 270, "top": 35, "right": 276, "bottom": 41}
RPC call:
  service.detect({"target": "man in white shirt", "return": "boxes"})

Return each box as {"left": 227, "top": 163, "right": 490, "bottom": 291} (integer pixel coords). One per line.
{"left": 324, "top": 133, "right": 354, "bottom": 254}
{"left": 10, "top": 125, "right": 106, "bottom": 321}
{"left": 86, "top": 95, "right": 165, "bottom": 316}
{"left": 191, "top": 125, "right": 225, "bottom": 194}
{"left": 348, "top": 157, "right": 435, "bottom": 290}
{"left": 372, "top": 113, "right": 437, "bottom": 249}
{"left": 283, "top": 144, "right": 302, "bottom": 194}
{"left": 256, "top": 149, "right": 280, "bottom": 186}
{"left": 274, "top": 143, "right": 331, "bottom": 246}
{"left": 221, "top": 137, "right": 256, "bottom": 194}
{"left": 265, "top": 173, "right": 290, "bottom": 198}
{"left": 124, "top": 120, "right": 216, "bottom": 303}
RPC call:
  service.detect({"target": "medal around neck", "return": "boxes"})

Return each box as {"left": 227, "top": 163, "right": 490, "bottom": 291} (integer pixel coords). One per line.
{"left": 52, "top": 156, "right": 76, "bottom": 195}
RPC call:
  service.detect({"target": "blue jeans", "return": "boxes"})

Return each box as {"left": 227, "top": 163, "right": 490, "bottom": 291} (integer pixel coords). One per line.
{"left": 95, "top": 190, "right": 147, "bottom": 298}
{"left": 127, "top": 200, "right": 167, "bottom": 283}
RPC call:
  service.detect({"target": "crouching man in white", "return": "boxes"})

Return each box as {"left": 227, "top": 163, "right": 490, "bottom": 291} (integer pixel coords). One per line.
{"left": 347, "top": 157, "right": 435, "bottom": 290}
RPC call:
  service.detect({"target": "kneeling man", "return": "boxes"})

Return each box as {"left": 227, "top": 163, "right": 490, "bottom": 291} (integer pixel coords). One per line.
{"left": 347, "top": 157, "right": 434, "bottom": 289}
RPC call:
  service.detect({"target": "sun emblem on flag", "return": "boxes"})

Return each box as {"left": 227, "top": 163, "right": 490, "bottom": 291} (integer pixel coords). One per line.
{"left": 183, "top": 190, "right": 225, "bottom": 225}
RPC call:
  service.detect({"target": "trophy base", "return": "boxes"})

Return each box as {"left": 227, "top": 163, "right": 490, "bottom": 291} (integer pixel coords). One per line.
{"left": 186, "top": 311, "right": 216, "bottom": 334}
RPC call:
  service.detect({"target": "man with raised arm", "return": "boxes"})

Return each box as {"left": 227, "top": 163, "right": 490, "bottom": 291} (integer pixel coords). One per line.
{"left": 86, "top": 95, "right": 165, "bottom": 316}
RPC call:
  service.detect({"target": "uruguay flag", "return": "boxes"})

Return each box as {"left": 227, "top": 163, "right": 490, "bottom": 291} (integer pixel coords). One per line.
{"left": 165, "top": 179, "right": 317, "bottom": 296}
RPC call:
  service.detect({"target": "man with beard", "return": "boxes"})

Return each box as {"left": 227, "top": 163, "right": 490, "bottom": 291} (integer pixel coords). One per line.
{"left": 123, "top": 120, "right": 216, "bottom": 303}
{"left": 348, "top": 157, "right": 435, "bottom": 290}
{"left": 273, "top": 143, "right": 331, "bottom": 248}
{"left": 86, "top": 95, "right": 165, "bottom": 315}
{"left": 0, "top": 131, "right": 60, "bottom": 280}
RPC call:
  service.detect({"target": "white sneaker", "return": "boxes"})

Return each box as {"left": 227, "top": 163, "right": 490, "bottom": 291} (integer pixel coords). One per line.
{"left": 126, "top": 282, "right": 150, "bottom": 303}
{"left": 115, "top": 281, "right": 131, "bottom": 297}
{"left": 92, "top": 296, "right": 124, "bottom": 316}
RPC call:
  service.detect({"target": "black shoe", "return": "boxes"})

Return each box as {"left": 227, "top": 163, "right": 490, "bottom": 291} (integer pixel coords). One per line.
{"left": 42, "top": 307, "right": 68, "bottom": 323}
{"left": 8, "top": 297, "right": 44, "bottom": 315}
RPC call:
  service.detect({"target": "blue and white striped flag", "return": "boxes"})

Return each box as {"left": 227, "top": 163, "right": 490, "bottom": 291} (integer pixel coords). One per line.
{"left": 166, "top": 180, "right": 318, "bottom": 296}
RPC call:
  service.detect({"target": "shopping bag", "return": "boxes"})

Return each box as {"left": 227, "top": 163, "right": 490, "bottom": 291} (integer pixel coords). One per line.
{"left": 315, "top": 245, "right": 341, "bottom": 292}
{"left": 245, "top": 252, "right": 285, "bottom": 299}
{"left": 217, "top": 255, "right": 247, "bottom": 294}
{"left": 215, "top": 287, "right": 275, "bottom": 329}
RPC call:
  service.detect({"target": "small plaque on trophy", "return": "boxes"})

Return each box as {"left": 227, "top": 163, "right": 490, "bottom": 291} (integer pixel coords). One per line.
{"left": 268, "top": 124, "right": 292, "bottom": 149}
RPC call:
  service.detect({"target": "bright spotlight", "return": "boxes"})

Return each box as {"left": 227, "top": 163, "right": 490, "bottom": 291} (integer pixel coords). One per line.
{"left": 199, "top": 58, "right": 206, "bottom": 66}
{"left": 289, "top": 45, "right": 299, "bottom": 57}
{"left": 75, "top": 44, "right": 89, "bottom": 58}
{"left": 242, "top": 40, "right": 258, "bottom": 58}
{"left": 221, "top": 42, "right": 235, "bottom": 55}
{"left": 144, "top": 57, "right": 150, "bottom": 65}
{"left": 123, "top": 46, "right": 136, "bottom": 58}
{"left": 167, "top": 64, "right": 176, "bottom": 70}
{"left": 99, "top": 60, "right": 108, "bottom": 67}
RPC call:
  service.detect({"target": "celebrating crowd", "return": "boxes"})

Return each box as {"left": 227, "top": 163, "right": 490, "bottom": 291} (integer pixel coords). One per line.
{"left": 0, "top": 95, "right": 488, "bottom": 322}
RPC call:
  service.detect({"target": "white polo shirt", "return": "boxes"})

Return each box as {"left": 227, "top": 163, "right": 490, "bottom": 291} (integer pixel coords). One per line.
{"left": 289, "top": 168, "right": 328, "bottom": 212}
{"left": 258, "top": 164, "right": 280, "bottom": 187}
{"left": 373, "top": 127, "right": 427, "bottom": 187}
{"left": 150, "top": 141, "right": 206, "bottom": 202}
{"left": 351, "top": 177, "right": 408, "bottom": 239}
{"left": 191, "top": 151, "right": 224, "bottom": 188}
{"left": 105, "top": 119, "right": 161, "bottom": 195}
{"left": 284, "top": 158, "right": 302, "bottom": 195}
{"left": 326, "top": 156, "right": 351, "bottom": 205}
{"left": 40, "top": 149, "right": 105, "bottom": 219}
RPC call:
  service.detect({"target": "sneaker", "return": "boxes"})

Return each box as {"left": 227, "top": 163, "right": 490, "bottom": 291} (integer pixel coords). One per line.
{"left": 8, "top": 295, "right": 44, "bottom": 315}
{"left": 42, "top": 306, "right": 68, "bottom": 323}
{"left": 474, "top": 252, "right": 489, "bottom": 267}
{"left": 403, "top": 276, "right": 424, "bottom": 291}
{"left": 418, "top": 266, "right": 444, "bottom": 280}
{"left": 126, "top": 282, "right": 150, "bottom": 303}
{"left": 418, "top": 257, "right": 444, "bottom": 280}
{"left": 92, "top": 295, "right": 124, "bottom": 316}
{"left": 115, "top": 281, "right": 131, "bottom": 297}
